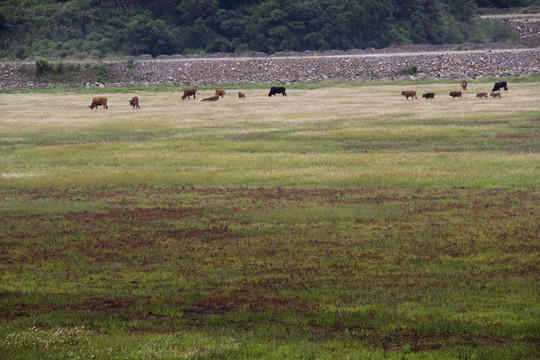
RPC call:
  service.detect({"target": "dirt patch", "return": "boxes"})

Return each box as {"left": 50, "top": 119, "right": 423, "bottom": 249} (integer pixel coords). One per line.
{"left": 60, "top": 207, "right": 196, "bottom": 224}
{"left": 159, "top": 225, "right": 232, "bottom": 243}
{"left": 0, "top": 241, "right": 63, "bottom": 264}
{"left": 185, "top": 292, "right": 317, "bottom": 318}
{"left": 1, "top": 296, "right": 135, "bottom": 319}
{"left": 80, "top": 297, "right": 135, "bottom": 312}
{"left": 377, "top": 330, "right": 509, "bottom": 352}
{"left": 122, "top": 207, "right": 192, "bottom": 221}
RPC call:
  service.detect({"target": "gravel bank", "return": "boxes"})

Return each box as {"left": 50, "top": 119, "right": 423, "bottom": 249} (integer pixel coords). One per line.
{"left": 1, "top": 48, "right": 539, "bottom": 89}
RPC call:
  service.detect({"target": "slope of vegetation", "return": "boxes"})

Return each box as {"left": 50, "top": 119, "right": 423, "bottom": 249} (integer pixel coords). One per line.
{"left": 0, "top": 0, "right": 524, "bottom": 59}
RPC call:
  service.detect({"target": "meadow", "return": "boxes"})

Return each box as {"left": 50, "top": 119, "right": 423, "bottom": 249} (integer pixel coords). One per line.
{"left": 0, "top": 80, "right": 539, "bottom": 359}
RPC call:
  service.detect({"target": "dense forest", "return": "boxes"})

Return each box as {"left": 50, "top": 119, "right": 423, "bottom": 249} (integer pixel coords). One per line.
{"left": 477, "top": 0, "right": 538, "bottom": 6}
{"left": 0, "top": 0, "right": 536, "bottom": 59}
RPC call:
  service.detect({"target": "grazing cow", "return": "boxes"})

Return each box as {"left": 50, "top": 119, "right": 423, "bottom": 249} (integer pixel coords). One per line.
{"left": 401, "top": 90, "right": 417, "bottom": 100}
{"left": 461, "top": 80, "right": 468, "bottom": 90}
{"left": 182, "top": 88, "right": 197, "bottom": 100}
{"left": 89, "top": 96, "right": 108, "bottom": 109}
{"left": 215, "top": 89, "right": 225, "bottom": 98}
{"left": 492, "top": 81, "right": 508, "bottom": 92}
{"left": 268, "top": 86, "right": 287, "bottom": 97}
{"left": 449, "top": 91, "right": 462, "bottom": 99}
{"left": 129, "top": 96, "right": 140, "bottom": 109}
{"left": 201, "top": 95, "right": 219, "bottom": 101}
{"left": 476, "top": 92, "right": 488, "bottom": 98}
{"left": 238, "top": 91, "right": 246, "bottom": 99}
{"left": 422, "top": 92, "right": 435, "bottom": 99}
{"left": 490, "top": 92, "right": 501, "bottom": 98}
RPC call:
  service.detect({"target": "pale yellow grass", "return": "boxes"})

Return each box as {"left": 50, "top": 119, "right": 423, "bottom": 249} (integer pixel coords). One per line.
{"left": 1, "top": 82, "right": 539, "bottom": 187}
{"left": 1, "top": 83, "right": 538, "bottom": 128}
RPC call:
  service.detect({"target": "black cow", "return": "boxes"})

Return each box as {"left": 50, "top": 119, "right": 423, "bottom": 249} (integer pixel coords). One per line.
{"left": 492, "top": 81, "right": 508, "bottom": 92}
{"left": 268, "top": 86, "right": 287, "bottom": 97}
{"left": 422, "top": 92, "right": 435, "bottom": 99}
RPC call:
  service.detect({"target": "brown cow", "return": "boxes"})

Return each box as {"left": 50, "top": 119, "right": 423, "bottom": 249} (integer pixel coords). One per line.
{"left": 490, "top": 92, "right": 501, "bottom": 98}
{"left": 476, "top": 92, "right": 488, "bottom": 98}
{"left": 449, "top": 91, "right": 462, "bottom": 99}
{"left": 461, "top": 80, "right": 468, "bottom": 90}
{"left": 238, "top": 92, "right": 246, "bottom": 99}
{"left": 89, "top": 96, "right": 108, "bottom": 109}
{"left": 215, "top": 89, "right": 225, "bottom": 98}
{"left": 401, "top": 91, "right": 417, "bottom": 100}
{"left": 201, "top": 95, "right": 219, "bottom": 102}
{"left": 129, "top": 96, "right": 140, "bottom": 109}
{"left": 182, "top": 88, "right": 197, "bottom": 100}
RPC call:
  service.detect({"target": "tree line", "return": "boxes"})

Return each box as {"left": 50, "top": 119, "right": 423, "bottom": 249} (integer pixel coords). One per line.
{"left": 477, "top": 0, "right": 538, "bottom": 6}
{"left": 0, "top": 0, "right": 533, "bottom": 60}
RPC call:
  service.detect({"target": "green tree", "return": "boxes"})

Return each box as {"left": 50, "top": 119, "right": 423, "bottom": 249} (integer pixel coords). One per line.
{"left": 125, "top": 10, "right": 177, "bottom": 56}
{"left": 0, "top": 0, "right": 522, "bottom": 58}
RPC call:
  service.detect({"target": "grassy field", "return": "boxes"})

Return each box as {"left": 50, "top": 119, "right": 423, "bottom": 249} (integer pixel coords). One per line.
{"left": 1, "top": 80, "right": 539, "bottom": 359}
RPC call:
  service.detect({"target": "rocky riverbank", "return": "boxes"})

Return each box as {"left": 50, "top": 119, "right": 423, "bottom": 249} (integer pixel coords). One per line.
{"left": 1, "top": 48, "right": 538, "bottom": 89}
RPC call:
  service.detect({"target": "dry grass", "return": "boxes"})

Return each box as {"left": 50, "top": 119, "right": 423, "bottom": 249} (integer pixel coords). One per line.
{"left": 1, "top": 82, "right": 539, "bottom": 127}
{"left": 1, "top": 82, "right": 539, "bottom": 188}
{"left": 1, "top": 81, "right": 539, "bottom": 359}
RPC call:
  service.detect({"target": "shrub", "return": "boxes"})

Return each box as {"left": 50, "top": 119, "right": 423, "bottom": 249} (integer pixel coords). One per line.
{"left": 404, "top": 65, "right": 418, "bottom": 76}
{"left": 35, "top": 59, "right": 52, "bottom": 75}
{"left": 53, "top": 62, "right": 65, "bottom": 74}
{"left": 66, "top": 64, "right": 80, "bottom": 72}
{"left": 15, "top": 45, "right": 29, "bottom": 60}
{"left": 94, "top": 65, "right": 110, "bottom": 83}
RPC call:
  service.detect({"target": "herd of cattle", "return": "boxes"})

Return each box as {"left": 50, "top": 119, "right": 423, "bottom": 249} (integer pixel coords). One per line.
{"left": 401, "top": 80, "right": 508, "bottom": 101}
{"left": 89, "top": 82, "right": 508, "bottom": 110}
{"left": 88, "top": 87, "right": 287, "bottom": 109}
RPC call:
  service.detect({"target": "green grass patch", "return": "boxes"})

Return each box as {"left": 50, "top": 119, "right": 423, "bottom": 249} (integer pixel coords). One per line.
{"left": 1, "top": 80, "right": 539, "bottom": 358}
